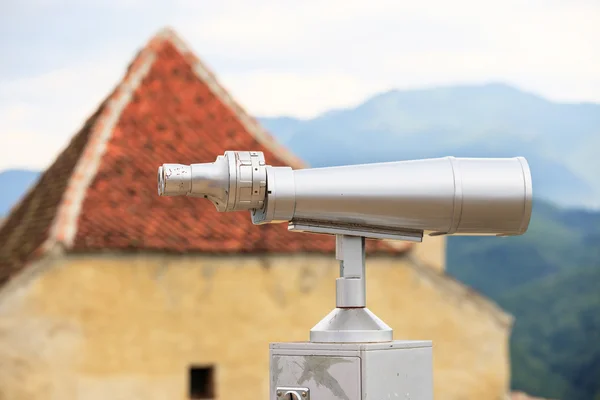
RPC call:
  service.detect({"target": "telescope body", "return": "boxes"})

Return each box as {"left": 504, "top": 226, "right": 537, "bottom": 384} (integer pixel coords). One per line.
{"left": 158, "top": 151, "right": 532, "bottom": 240}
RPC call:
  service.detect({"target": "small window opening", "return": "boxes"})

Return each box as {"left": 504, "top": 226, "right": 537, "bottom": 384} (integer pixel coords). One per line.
{"left": 189, "top": 365, "right": 215, "bottom": 399}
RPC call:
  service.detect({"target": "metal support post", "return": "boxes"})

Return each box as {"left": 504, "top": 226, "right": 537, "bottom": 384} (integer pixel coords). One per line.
{"left": 336, "top": 235, "right": 366, "bottom": 308}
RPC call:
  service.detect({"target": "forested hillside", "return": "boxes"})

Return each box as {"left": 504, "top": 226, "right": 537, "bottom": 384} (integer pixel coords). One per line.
{"left": 447, "top": 202, "right": 600, "bottom": 400}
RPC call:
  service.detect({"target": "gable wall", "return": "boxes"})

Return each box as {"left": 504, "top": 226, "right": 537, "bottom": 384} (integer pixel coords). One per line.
{"left": 0, "top": 246, "right": 509, "bottom": 400}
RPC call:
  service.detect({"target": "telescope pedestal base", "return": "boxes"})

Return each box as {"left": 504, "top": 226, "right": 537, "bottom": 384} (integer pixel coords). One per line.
{"left": 270, "top": 236, "right": 433, "bottom": 399}
{"left": 269, "top": 341, "right": 433, "bottom": 400}
{"left": 309, "top": 307, "right": 393, "bottom": 343}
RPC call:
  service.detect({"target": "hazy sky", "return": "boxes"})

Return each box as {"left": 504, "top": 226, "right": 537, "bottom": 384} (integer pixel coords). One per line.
{"left": 1, "top": 0, "right": 599, "bottom": 170}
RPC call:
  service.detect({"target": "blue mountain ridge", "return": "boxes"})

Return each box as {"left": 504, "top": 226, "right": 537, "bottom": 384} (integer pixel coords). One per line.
{"left": 259, "top": 82, "right": 600, "bottom": 209}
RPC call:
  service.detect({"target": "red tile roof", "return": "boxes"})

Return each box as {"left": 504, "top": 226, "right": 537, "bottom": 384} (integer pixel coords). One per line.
{"left": 0, "top": 28, "right": 411, "bottom": 285}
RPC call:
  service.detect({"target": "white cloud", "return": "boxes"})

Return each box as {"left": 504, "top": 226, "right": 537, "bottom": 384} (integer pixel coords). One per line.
{"left": 0, "top": 0, "right": 599, "bottom": 170}
{"left": 0, "top": 60, "right": 128, "bottom": 169}
{"left": 179, "top": 0, "right": 600, "bottom": 105}
{"left": 220, "top": 70, "right": 390, "bottom": 118}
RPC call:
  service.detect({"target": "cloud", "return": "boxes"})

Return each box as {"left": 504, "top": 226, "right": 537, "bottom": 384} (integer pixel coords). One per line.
{"left": 0, "top": 60, "right": 128, "bottom": 170}
{"left": 0, "top": 0, "right": 599, "bottom": 170}
{"left": 178, "top": 0, "right": 600, "bottom": 104}
{"left": 220, "top": 70, "right": 389, "bottom": 118}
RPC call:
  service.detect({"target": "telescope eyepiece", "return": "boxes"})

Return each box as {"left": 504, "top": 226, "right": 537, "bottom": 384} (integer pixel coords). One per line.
{"left": 157, "top": 151, "right": 268, "bottom": 212}
{"left": 158, "top": 164, "right": 192, "bottom": 196}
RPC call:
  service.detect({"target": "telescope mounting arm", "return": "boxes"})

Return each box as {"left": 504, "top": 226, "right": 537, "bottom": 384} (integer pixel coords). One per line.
{"left": 335, "top": 235, "right": 366, "bottom": 308}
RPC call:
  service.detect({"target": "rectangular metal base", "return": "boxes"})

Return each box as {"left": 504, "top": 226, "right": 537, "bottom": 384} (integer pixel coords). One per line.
{"left": 270, "top": 341, "right": 433, "bottom": 400}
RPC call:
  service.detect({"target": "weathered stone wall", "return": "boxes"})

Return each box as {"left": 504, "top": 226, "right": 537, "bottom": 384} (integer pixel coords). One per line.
{"left": 0, "top": 243, "right": 510, "bottom": 400}
{"left": 409, "top": 235, "right": 446, "bottom": 272}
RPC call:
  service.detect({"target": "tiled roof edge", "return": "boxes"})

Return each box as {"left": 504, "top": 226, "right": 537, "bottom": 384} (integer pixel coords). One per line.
{"left": 42, "top": 45, "right": 158, "bottom": 251}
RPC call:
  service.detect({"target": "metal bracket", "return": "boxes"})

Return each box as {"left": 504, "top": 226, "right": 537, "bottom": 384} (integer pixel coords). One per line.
{"left": 309, "top": 234, "right": 393, "bottom": 342}
{"left": 288, "top": 218, "right": 423, "bottom": 242}
{"left": 276, "top": 387, "right": 310, "bottom": 400}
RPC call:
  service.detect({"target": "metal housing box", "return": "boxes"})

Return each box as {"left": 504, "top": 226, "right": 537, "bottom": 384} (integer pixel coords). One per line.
{"left": 270, "top": 341, "right": 433, "bottom": 400}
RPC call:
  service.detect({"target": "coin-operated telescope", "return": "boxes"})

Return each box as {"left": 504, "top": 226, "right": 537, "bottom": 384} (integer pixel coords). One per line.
{"left": 158, "top": 151, "right": 532, "bottom": 400}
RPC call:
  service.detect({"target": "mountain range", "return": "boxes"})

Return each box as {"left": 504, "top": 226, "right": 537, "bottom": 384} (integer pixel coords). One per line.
{"left": 445, "top": 201, "right": 600, "bottom": 400}
{"left": 259, "top": 83, "right": 600, "bottom": 209}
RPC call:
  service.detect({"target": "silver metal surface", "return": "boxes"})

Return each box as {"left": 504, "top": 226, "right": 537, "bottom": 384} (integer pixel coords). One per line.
{"left": 157, "top": 151, "right": 267, "bottom": 212}
{"left": 271, "top": 340, "right": 432, "bottom": 352}
{"left": 336, "top": 278, "right": 364, "bottom": 308}
{"left": 288, "top": 219, "right": 424, "bottom": 242}
{"left": 310, "top": 308, "right": 393, "bottom": 343}
{"left": 251, "top": 166, "right": 296, "bottom": 224}
{"left": 335, "top": 235, "right": 366, "bottom": 308}
{"left": 228, "top": 151, "right": 267, "bottom": 211}
{"left": 309, "top": 235, "right": 392, "bottom": 342}
{"left": 288, "top": 156, "right": 532, "bottom": 237}
{"left": 276, "top": 387, "right": 310, "bottom": 400}
{"left": 270, "top": 341, "right": 433, "bottom": 400}
{"left": 271, "top": 355, "right": 361, "bottom": 400}
{"left": 158, "top": 151, "right": 533, "bottom": 240}
{"left": 157, "top": 164, "right": 193, "bottom": 196}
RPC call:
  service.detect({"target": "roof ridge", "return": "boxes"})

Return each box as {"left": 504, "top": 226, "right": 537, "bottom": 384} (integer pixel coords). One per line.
{"left": 0, "top": 101, "right": 107, "bottom": 282}
{"left": 43, "top": 39, "right": 158, "bottom": 252}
